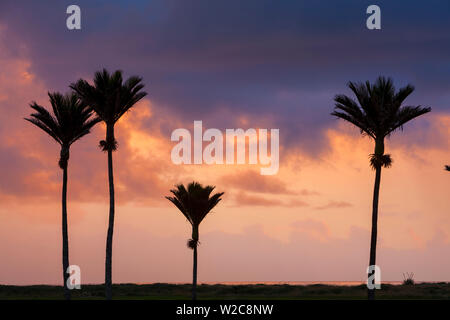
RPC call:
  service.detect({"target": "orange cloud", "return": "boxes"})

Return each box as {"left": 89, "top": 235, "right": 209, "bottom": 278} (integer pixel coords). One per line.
{"left": 220, "top": 170, "right": 297, "bottom": 195}
{"left": 315, "top": 201, "right": 353, "bottom": 211}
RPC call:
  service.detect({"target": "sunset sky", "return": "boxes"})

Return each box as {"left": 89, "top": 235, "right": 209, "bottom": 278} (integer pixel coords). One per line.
{"left": 0, "top": 0, "right": 449, "bottom": 285}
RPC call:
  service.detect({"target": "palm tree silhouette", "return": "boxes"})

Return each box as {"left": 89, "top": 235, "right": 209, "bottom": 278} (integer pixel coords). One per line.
{"left": 166, "top": 182, "right": 224, "bottom": 300}
{"left": 70, "top": 69, "right": 147, "bottom": 300}
{"left": 331, "top": 76, "right": 431, "bottom": 300}
{"left": 25, "top": 92, "right": 99, "bottom": 300}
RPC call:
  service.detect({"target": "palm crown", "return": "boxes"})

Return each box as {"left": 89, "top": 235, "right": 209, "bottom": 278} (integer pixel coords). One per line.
{"left": 70, "top": 69, "right": 147, "bottom": 151}
{"left": 25, "top": 92, "right": 100, "bottom": 168}
{"left": 166, "top": 182, "right": 224, "bottom": 248}
{"left": 332, "top": 76, "right": 431, "bottom": 168}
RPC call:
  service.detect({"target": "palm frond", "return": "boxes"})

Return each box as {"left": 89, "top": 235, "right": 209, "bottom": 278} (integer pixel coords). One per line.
{"left": 166, "top": 182, "right": 224, "bottom": 245}
{"left": 25, "top": 117, "right": 61, "bottom": 144}
{"left": 387, "top": 105, "right": 432, "bottom": 135}
{"left": 71, "top": 69, "right": 147, "bottom": 151}
{"left": 393, "top": 84, "right": 414, "bottom": 106}
{"left": 331, "top": 111, "right": 375, "bottom": 138}
{"left": 332, "top": 76, "right": 431, "bottom": 169}
{"left": 25, "top": 92, "right": 99, "bottom": 167}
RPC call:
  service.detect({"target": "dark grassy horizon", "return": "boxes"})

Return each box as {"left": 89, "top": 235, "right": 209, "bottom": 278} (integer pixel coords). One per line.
{"left": 1, "top": 282, "right": 449, "bottom": 300}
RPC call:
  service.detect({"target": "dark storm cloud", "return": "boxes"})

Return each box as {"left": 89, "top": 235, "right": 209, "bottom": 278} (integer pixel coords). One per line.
{"left": 1, "top": 0, "right": 449, "bottom": 154}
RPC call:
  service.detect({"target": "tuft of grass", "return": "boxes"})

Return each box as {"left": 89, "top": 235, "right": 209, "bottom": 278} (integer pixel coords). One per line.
{"left": 403, "top": 272, "right": 415, "bottom": 285}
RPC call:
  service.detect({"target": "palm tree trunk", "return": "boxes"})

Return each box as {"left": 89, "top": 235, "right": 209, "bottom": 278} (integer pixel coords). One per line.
{"left": 105, "top": 148, "right": 115, "bottom": 300}
{"left": 368, "top": 164, "right": 382, "bottom": 300}
{"left": 62, "top": 165, "right": 70, "bottom": 300}
{"left": 192, "top": 245, "right": 198, "bottom": 300}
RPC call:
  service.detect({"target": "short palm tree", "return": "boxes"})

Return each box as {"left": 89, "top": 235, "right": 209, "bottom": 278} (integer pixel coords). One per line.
{"left": 166, "top": 182, "right": 224, "bottom": 300}
{"left": 70, "top": 69, "right": 147, "bottom": 300}
{"left": 25, "top": 92, "right": 99, "bottom": 300}
{"left": 331, "top": 76, "right": 431, "bottom": 300}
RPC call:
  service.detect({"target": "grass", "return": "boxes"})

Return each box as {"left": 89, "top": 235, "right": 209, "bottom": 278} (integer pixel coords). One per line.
{"left": 0, "top": 282, "right": 449, "bottom": 300}
{"left": 403, "top": 273, "right": 415, "bottom": 285}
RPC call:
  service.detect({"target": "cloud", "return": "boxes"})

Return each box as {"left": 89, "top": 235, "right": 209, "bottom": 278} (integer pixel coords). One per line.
{"left": 232, "top": 192, "right": 284, "bottom": 207}
{"left": 315, "top": 201, "right": 353, "bottom": 211}
{"left": 1, "top": 0, "right": 449, "bottom": 158}
{"left": 291, "top": 219, "right": 330, "bottom": 242}
{"left": 299, "top": 189, "right": 320, "bottom": 196}
{"left": 231, "top": 192, "right": 309, "bottom": 208}
{"left": 220, "top": 170, "right": 297, "bottom": 195}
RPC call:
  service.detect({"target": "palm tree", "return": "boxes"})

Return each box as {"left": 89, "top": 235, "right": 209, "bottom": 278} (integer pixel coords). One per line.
{"left": 70, "top": 69, "right": 147, "bottom": 300}
{"left": 166, "top": 182, "right": 224, "bottom": 300}
{"left": 331, "top": 76, "right": 431, "bottom": 300}
{"left": 25, "top": 92, "right": 99, "bottom": 300}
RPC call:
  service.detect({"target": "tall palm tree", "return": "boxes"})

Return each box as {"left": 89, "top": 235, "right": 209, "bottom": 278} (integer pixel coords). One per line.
{"left": 25, "top": 92, "right": 99, "bottom": 300}
{"left": 331, "top": 76, "right": 431, "bottom": 300}
{"left": 166, "top": 182, "right": 224, "bottom": 300}
{"left": 70, "top": 69, "right": 147, "bottom": 300}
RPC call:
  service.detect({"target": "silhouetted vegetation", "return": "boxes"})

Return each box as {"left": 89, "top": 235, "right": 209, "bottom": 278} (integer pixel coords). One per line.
{"left": 166, "top": 182, "right": 224, "bottom": 300}
{"left": 332, "top": 76, "right": 431, "bottom": 300}
{"left": 403, "top": 273, "right": 415, "bottom": 285}
{"left": 1, "top": 283, "right": 449, "bottom": 300}
{"left": 25, "top": 92, "right": 99, "bottom": 300}
{"left": 71, "top": 69, "right": 147, "bottom": 300}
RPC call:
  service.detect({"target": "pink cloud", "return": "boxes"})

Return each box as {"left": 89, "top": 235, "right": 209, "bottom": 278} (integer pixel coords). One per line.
{"left": 315, "top": 201, "right": 353, "bottom": 211}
